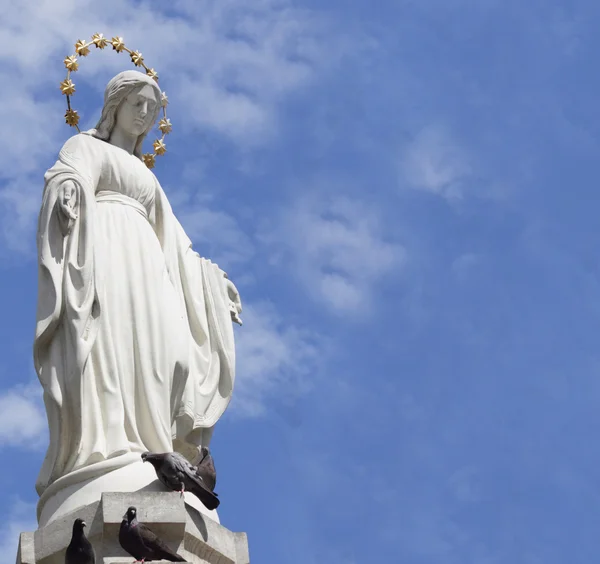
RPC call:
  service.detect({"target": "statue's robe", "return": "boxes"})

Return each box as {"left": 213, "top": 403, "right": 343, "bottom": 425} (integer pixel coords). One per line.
{"left": 34, "top": 132, "right": 235, "bottom": 501}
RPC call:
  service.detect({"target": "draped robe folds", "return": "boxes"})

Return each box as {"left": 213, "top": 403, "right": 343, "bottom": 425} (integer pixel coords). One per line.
{"left": 34, "top": 133, "right": 236, "bottom": 500}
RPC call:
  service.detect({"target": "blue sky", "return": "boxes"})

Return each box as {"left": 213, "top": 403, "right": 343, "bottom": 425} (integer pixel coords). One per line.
{"left": 0, "top": 0, "right": 599, "bottom": 562}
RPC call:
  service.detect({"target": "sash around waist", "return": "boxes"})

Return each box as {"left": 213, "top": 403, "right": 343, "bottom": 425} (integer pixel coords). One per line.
{"left": 95, "top": 191, "right": 149, "bottom": 218}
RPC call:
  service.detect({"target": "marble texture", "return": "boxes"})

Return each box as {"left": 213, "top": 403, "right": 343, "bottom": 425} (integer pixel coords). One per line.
{"left": 33, "top": 70, "right": 242, "bottom": 524}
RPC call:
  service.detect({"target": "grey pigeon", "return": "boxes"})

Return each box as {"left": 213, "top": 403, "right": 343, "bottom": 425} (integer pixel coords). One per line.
{"left": 195, "top": 446, "right": 217, "bottom": 492}
{"left": 119, "top": 506, "right": 186, "bottom": 562}
{"left": 142, "top": 451, "right": 220, "bottom": 510}
{"left": 65, "top": 518, "right": 95, "bottom": 564}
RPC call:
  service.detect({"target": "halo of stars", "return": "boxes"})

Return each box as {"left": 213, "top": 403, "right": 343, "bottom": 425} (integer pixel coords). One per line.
{"left": 60, "top": 34, "right": 172, "bottom": 169}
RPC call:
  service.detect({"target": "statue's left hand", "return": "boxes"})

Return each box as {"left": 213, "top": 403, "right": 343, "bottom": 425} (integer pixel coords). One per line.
{"left": 224, "top": 276, "right": 243, "bottom": 326}
{"left": 57, "top": 180, "right": 78, "bottom": 235}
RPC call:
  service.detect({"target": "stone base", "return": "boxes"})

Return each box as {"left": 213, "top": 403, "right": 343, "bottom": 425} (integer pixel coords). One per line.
{"left": 16, "top": 492, "right": 249, "bottom": 564}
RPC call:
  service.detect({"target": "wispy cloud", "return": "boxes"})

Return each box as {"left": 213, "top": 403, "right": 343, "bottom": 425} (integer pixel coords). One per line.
{"left": 261, "top": 196, "right": 405, "bottom": 315}
{"left": 173, "top": 192, "right": 255, "bottom": 268}
{"left": 0, "top": 382, "right": 47, "bottom": 450}
{"left": 232, "top": 302, "right": 320, "bottom": 417}
{"left": 400, "top": 125, "right": 472, "bottom": 200}
{"left": 0, "top": 498, "right": 37, "bottom": 561}
{"left": 0, "top": 72, "right": 65, "bottom": 255}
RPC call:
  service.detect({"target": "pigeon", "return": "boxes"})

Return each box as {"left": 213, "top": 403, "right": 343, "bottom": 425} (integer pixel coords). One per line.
{"left": 195, "top": 446, "right": 217, "bottom": 493}
{"left": 65, "top": 518, "right": 95, "bottom": 564}
{"left": 142, "top": 451, "right": 220, "bottom": 510}
{"left": 119, "top": 506, "right": 186, "bottom": 562}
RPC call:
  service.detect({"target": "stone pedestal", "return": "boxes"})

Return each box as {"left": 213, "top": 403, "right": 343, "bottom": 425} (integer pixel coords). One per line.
{"left": 16, "top": 492, "right": 250, "bottom": 564}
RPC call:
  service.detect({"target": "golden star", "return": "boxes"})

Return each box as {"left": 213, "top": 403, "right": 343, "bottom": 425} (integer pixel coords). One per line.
{"left": 153, "top": 139, "right": 167, "bottom": 155}
{"left": 64, "top": 56, "right": 79, "bottom": 72}
{"left": 74, "top": 40, "right": 90, "bottom": 57}
{"left": 65, "top": 109, "right": 80, "bottom": 127}
{"left": 158, "top": 118, "right": 172, "bottom": 134}
{"left": 111, "top": 36, "right": 125, "bottom": 53}
{"left": 60, "top": 79, "right": 76, "bottom": 96}
{"left": 146, "top": 68, "right": 159, "bottom": 82}
{"left": 130, "top": 51, "right": 144, "bottom": 67}
{"left": 142, "top": 153, "right": 156, "bottom": 169}
{"left": 161, "top": 92, "right": 169, "bottom": 107}
{"left": 92, "top": 33, "right": 108, "bottom": 49}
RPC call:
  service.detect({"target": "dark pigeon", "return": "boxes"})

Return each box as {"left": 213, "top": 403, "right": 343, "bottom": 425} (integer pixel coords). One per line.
{"left": 65, "top": 518, "right": 95, "bottom": 564}
{"left": 195, "top": 446, "right": 217, "bottom": 493}
{"left": 142, "top": 451, "right": 220, "bottom": 510}
{"left": 119, "top": 506, "right": 186, "bottom": 562}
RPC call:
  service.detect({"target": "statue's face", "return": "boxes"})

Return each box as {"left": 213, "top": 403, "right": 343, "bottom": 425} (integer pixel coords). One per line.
{"left": 115, "top": 84, "right": 158, "bottom": 137}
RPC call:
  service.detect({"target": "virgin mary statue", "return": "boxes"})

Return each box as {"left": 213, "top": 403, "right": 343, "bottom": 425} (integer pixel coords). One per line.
{"left": 34, "top": 70, "right": 242, "bottom": 526}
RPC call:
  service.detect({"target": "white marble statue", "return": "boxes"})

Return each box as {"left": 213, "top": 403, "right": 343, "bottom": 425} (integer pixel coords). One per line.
{"left": 33, "top": 70, "right": 242, "bottom": 525}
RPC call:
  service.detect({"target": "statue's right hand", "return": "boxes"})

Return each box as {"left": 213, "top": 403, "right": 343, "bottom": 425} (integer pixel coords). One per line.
{"left": 57, "top": 181, "right": 78, "bottom": 231}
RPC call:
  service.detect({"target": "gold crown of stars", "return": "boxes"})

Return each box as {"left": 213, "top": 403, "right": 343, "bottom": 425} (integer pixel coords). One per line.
{"left": 60, "top": 34, "right": 172, "bottom": 169}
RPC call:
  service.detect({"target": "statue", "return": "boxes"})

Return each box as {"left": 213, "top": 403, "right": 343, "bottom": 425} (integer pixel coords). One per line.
{"left": 33, "top": 68, "right": 242, "bottom": 526}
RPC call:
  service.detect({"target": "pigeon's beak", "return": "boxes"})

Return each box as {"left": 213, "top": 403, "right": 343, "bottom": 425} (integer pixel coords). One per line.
{"left": 82, "top": 521, "right": 86, "bottom": 528}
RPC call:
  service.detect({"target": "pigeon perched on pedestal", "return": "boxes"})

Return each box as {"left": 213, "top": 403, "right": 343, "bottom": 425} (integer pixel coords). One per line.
{"left": 195, "top": 446, "right": 217, "bottom": 493}
{"left": 65, "top": 518, "right": 95, "bottom": 564}
{"left": 141, "top": 451, "right": 220, "bottom": 510}
{"left": 119, "top": 506, "right": 186, "bottom": 562}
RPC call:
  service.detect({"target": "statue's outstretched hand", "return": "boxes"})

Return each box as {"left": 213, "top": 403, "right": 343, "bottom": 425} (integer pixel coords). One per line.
{"left": 224, "top": 276, "right": 243, "bottom": 326}
{"left": 57, "top": 181, "right": 78, "bottom": 233}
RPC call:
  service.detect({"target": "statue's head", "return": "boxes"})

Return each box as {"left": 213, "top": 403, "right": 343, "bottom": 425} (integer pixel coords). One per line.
{"left": 93, "top": 70, "right": 162, "bottom": 158}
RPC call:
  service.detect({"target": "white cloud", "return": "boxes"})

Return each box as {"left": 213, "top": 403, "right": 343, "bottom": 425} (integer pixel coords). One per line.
{"left": 174, "top": 196, "right": 255, "bottom": 268}
{"left": 0, "top": 76, "right": 62, "bottom": 180}
{"left": 0, "top": 70, "right": 65, "bottom": 255}
{"left": 178, "top": 77, "right": 272, "bottom": 143}
{"left": 0, "top": 498, "right": 37, "bottom": 562}
{"left": 400, "top": 125, "right": 472, "bottom": 200}
{"left": 0, "top": 179, "right": 45, "bottom": 256}
{"left": 231, "top": 302, "right": 320, "bottom": 417}
{"left": 0, "top": 382, "right": 47, "bottom": 450}
{"left": 261, "top": 196, "right": 405, "bottom": 315}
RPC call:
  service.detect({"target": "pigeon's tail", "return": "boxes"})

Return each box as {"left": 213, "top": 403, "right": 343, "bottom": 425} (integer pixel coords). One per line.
{"left": 196, "top": 466, "right": 216, "bottom": 492}
{"left": 189, "top": 484, "right": 220, "bottom": 510}
{"left": 160, "top": 549, "right": 186, "bottom": 562}
{"left": 149, "top": 540, "right": 187, "bottom": 562}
